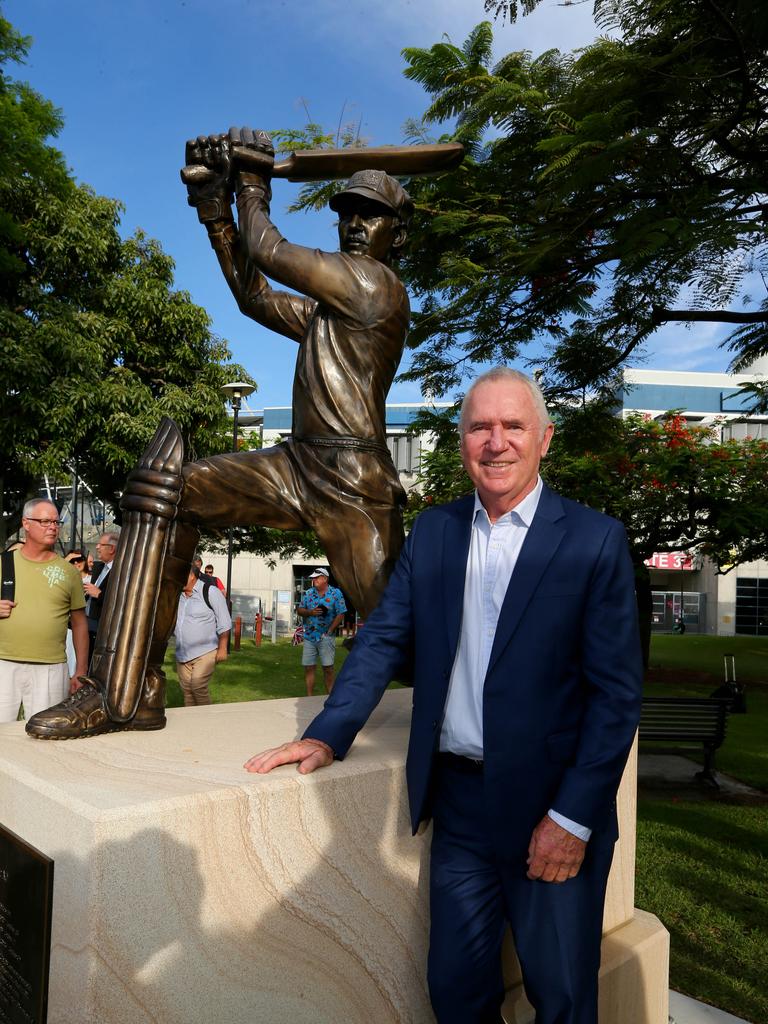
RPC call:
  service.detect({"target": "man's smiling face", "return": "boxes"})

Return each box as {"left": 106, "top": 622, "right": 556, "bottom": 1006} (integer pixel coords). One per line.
{"left": 460, "top": 378, "right": 554, "bottom": 518}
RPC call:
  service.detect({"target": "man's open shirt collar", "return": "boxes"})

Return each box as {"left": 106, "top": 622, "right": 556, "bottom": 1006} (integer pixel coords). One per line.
{"left": 472, "top": 475, "right": 543, "bottom": 530}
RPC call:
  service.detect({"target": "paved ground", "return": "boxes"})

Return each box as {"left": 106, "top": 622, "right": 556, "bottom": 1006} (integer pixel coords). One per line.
{"left": 638, "top": 753, "right": 766, "bottom": 801}
{"left": 670, "top": 990, "right": 749, "bottom": 1024}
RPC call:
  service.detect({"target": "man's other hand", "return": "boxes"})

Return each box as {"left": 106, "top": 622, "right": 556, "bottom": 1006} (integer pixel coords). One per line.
{"left": 0, "top": 599, "right": 16, "bottom": 619}
{"left": 69, "top": 676, "right": 84, "bottom": 695}
{"left": 526, "top": 815, "right": 586, "bottom": 883}
{"left": 244, "top": 738, "right": 334, "bottom": 775}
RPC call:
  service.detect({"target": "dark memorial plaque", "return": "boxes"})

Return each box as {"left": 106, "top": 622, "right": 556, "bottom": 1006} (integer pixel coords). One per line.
{"left": 0, "top": 824, "right": 53, "bottom": 1024}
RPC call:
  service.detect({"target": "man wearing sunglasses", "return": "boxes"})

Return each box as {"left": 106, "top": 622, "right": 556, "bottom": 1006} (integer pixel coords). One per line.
{"left": 0, "top": 499, "right": 89, "bottom": 723}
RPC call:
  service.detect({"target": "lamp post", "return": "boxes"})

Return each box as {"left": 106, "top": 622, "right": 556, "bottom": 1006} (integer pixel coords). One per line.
{"left": 221, "top": 381, "right": 256, "bottom": 642}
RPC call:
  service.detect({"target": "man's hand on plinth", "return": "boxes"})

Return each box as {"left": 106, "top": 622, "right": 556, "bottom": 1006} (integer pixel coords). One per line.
{"left": 526, "top": 815, "right": 586, "bottom": 883}
{"left": 244, "top": 738, "right": 334, "bottom": 775}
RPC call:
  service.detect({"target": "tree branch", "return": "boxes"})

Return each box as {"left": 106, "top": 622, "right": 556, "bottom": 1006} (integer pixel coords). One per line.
{"left": 652, "top": 306, "right": 768, "bottom": 325}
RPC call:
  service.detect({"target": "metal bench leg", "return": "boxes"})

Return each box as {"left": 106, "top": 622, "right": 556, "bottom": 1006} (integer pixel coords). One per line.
{"left": 695, "top": 744, "right": 720, "bottom": 789}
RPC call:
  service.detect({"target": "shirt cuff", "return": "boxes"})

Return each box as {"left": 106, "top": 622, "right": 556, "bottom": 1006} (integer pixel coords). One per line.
{"left": 547, "top": 809, "right": 592, "bottom": 842}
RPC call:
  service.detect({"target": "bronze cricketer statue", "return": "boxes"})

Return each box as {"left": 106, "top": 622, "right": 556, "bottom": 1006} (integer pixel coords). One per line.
{"left": 25, "top": 128, "right": 462, "bottom": 739}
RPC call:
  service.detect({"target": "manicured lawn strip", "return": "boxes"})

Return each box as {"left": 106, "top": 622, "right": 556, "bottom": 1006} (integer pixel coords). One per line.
{"left": 636, "top": 798, "right": 768, "bottom": 1024}
{"left": 649, "top": 635, "right": 767, "bottom": 682}
{"left": 163, "top": 638, "right": 352, "bottom": 706}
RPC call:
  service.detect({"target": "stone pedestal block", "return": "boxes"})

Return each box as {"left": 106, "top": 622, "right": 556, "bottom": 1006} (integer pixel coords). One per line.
{"left": 0, "top": 690, "right": 668, "bottom": 1023}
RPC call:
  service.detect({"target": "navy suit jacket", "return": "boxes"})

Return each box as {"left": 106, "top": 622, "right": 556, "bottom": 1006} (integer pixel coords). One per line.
{"left": 306, "top": 485, "right": 643, "bottom": 866}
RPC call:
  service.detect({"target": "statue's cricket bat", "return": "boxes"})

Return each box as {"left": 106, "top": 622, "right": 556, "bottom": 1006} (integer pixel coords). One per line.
{"left": 181, "top": 142, "right": 464, "bottom": 186}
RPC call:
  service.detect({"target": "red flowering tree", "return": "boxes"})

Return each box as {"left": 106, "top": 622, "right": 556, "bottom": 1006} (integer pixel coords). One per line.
{"left": 547, "top": 410, "right": 768, "bottom": 572}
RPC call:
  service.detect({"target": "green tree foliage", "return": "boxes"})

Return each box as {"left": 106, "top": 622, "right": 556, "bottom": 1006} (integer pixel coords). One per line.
{"left": 396, "top": 2, "right": 768, "bottom": 397}
{"left": 0, "top": 16, "right": 251, "bottom": 538}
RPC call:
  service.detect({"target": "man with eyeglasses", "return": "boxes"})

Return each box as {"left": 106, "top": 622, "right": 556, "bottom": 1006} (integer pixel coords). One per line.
{"left": 0, "top": 499, "right": 89, "bottom": 723}
{"left": 84, "top": 532, "right": 120, "bottom": 663}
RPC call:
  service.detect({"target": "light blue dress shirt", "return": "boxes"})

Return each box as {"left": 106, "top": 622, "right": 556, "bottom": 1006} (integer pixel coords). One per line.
{"left": 175, "top": 580, "right": 232, "bottom": 664}
{"left": 439, "top": 477, "right": 591, "bottom": 841}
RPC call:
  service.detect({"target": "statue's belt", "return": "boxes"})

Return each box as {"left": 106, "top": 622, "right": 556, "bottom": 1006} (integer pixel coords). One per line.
{"left": 293, "top": 434, "right": 391, "bottom": 457}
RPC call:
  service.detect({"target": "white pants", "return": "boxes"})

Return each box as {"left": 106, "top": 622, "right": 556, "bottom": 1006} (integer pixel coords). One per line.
{"left": 0, "top": 660, "right": 70, "bottom": 723}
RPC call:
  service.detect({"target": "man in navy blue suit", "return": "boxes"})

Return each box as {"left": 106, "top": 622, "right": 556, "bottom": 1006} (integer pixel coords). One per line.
{"left": 246, "top": 367, "right": 643, "bottom": 1024}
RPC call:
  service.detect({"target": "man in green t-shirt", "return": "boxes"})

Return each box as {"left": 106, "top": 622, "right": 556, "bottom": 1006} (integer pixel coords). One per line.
{"left": 0, "top": 499, "right": 89, "bottom": 723}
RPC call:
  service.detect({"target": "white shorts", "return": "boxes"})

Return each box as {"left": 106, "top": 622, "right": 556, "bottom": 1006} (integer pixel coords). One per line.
{"left": 0, "top": 659, "right": 70, "bottom": 723}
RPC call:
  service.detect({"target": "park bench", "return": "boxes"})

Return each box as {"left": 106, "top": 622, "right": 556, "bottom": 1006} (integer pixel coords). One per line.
{"left": 639, "top": 697, "right": 730, "bottom": 787}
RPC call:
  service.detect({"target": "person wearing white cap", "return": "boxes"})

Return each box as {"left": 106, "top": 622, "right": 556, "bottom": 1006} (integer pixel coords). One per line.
{"left": 296, "top": 569, "right": 346, "bottom": 696}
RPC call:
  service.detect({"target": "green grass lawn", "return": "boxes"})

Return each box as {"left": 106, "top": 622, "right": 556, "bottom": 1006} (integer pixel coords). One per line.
{"left": 639, "top": 635, "right": 767, "bottom": 1023}
{"left": 164, "top": 633, "right": 767, "bottom": 1022}
{"left": 636, "top": 799, "right": 767, "bottom": 1024}
{"left": 163, "top": 637, "right": 352, "bottom": 706}
{"left": 648, "top": 633, "right": 767, "bottom": 682}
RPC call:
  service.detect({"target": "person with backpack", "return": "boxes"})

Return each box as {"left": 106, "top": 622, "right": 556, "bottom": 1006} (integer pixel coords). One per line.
{"left": 0, "top": 499, "right": 89, "bottom": 722}
{"left": 174, "top": 563, "right": 231, "bottom": 706}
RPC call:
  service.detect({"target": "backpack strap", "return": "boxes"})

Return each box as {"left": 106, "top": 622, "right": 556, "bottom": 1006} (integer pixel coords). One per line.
{"left": 1, "top": 550, "right": 15, "bottom": 602}
{"left": 202, "top": 581, "right": 213, "bottom": 610}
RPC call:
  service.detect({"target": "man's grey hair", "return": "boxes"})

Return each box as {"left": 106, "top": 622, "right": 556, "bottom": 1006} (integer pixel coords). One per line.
{"left": 100, "top": 530, "right": 121, "bottom": 548}
{"left": 458, "top": 367, "right": 552, "bottom": 437}
{"left": 22, "top": 497, "right": 58, "bottom": 518}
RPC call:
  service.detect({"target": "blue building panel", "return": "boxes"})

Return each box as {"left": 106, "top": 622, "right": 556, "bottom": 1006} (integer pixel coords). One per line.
{"left": 622, "top": 383, "right": 752, "bottom": 414}
{"left": 719, "top": 389, "right": 756, "bottom": 412}
{"left": 385, "top": 405, "right": 453, "bottom": 428}
{"left": 263, "top": 404, "right": 456, "bottom": 432}
{"left": 262, "top": 407, "right": 293, "bottom": 430}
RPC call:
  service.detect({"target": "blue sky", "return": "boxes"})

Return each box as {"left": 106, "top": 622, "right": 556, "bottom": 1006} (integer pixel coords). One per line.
{"left": 5, "top": 0, "right": 733, "bottom": 410}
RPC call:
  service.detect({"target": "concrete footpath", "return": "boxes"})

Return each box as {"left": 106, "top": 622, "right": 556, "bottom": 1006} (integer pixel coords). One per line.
{"left": 638, "top": 753, "right": 766, "bottom": 801}
{"left": 670, "top": 990, "right": 750, "bottom": 1024}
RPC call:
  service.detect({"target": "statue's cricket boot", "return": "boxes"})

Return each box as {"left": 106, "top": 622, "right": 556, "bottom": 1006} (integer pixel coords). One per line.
{"left": 25, "top": 672, "right": 166, "bottom": 739}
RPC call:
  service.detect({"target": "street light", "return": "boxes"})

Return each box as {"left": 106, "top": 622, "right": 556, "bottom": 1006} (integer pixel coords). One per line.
{"left": 221, "top": 381, "right": 256, "bottom": 641}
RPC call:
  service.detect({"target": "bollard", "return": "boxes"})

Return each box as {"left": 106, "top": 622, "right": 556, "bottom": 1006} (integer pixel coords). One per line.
{"left": 254, "top": 613, "right": 262, "bottom": 646}
{"left": 234, "top": 616, "right": 242, "bottom": 651}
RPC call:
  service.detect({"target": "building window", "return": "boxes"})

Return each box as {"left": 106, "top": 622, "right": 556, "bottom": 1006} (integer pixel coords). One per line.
{"left": 387, "top": 434, "right": 421, "bottom": 474}
{"left": 735, "top": 577, "right": 768, "bottom": 636}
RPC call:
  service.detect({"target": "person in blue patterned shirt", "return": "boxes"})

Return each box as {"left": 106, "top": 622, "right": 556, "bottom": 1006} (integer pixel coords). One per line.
{"left": 296, "top": 569, "right": 347, "bottom": 696}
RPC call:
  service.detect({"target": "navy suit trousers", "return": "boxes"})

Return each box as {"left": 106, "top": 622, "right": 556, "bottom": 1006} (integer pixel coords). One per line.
{"left": 427, "top": 759, "right": 615, "bottom": 1024}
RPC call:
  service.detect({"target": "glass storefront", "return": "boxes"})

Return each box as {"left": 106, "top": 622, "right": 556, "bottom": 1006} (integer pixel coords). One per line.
{"left": 651, "top": 591, "right": 705, "bottom": 632}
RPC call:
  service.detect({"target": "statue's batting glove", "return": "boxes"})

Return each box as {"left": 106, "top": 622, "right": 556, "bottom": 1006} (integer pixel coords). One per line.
{"left": 228, "top": 127, "right": 275, "bottom": 199}
{"left": 181, "top": 133, "right": 234, "bottom": 224}
{"left": 182, "top": 169, "right": 234, "bottom": 224}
